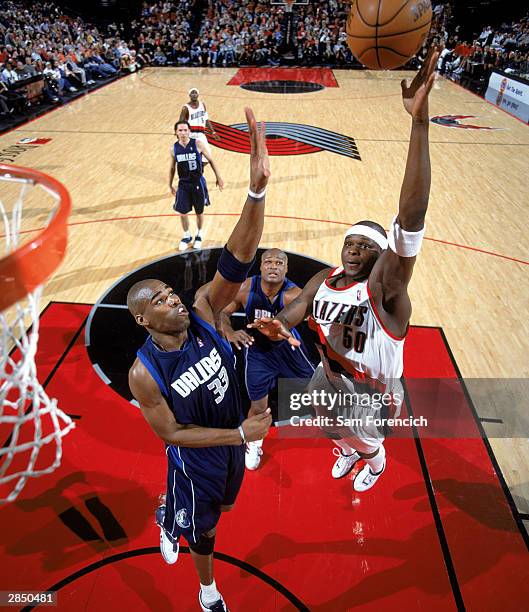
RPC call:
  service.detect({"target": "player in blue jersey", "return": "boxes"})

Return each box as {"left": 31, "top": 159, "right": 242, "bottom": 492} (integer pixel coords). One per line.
{"left": 220, "top": 248, "right": 314, "bottom": 470}
{"left": 128, "top": 108, "right": 271, "bottom": 612}
{"left": 169, "top": 120, "right": 224, "bottom": 252}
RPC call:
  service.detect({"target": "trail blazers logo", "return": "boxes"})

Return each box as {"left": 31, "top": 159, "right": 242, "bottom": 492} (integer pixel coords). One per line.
{"left": 0, "top": 136, "right": 52, "bottom": 163}
{"left": 208, "top": 121, "right": 361, "bottom": 160}
{"left": 430, "top": 115, "right": 501, "bottom": 130}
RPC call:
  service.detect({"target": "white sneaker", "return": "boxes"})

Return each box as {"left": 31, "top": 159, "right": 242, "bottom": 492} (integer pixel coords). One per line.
{"left": 194, "top": 235, "right": 202, "bottom": 249}
{"left": 155, "top": 505, "right": 179, "bottom": 564}
{"left": 353, "top": 462, "right": 386, "bottom": 492}
{"left": 199, "top": 591, "right": 228, "bottom": 611}
{"left": 178, "top": 236, "right": 193, "bottom": 251}
{"left": 331, "top": 447, "right": 360, "bottom": 479}
{"left": 245, "top": 441, "right": 263, "bottom": 470}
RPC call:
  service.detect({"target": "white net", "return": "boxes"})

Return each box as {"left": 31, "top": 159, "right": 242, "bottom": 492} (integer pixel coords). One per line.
{"left": 0, "top": 171, "right": 74, "bottom": 504}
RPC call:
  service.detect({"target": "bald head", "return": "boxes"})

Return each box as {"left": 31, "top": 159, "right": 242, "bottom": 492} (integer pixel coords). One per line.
{"left": 127, "top": 279, "right": 162, "bottom": 316}
{"left": 261, "top": 248, "right": 287, "bottom": 263}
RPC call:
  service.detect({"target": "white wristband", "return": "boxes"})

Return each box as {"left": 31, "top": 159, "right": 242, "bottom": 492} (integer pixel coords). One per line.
{"left": 388, "top": 216, "right": 425, "bottom": 257}
{"left": 238, "top": 425, "right": 246, "bottom": 445}
{"left": 248, "top": 187, "right": 266, "bottom": 200}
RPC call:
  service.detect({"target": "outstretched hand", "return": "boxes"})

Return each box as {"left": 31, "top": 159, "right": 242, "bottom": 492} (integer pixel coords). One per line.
{"left": 401, "top": 45, "right": 440, "bottom": 122}
{"left": 247, "top": 317, "right": 301, "bottom": 347}
{"left": 245, "top": 107, "right": 270, "bottom": 194}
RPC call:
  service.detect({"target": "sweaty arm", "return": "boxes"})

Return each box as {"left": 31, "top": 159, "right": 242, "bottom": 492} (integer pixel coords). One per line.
{"left": 249, "top": 268, "right": 329, "bottom": 345}
{"left": 129, "top": 359, "right": 242, "bottom": 448}
{"left": 219, "top": 280, "right": 253, "bottom": 349}
{"left": 193, "top": 108, "right": 270, "bottom": 325}
{"left": 370, "top": 46, "right": 439, "bottom": 331}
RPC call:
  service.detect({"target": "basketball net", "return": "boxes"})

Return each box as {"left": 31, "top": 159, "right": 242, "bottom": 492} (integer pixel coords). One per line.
{"left": 0, "top": 165, "right": 74, "bottom": 504}
{"left": 284, "top": 0, "right": 295, "bottom": 13}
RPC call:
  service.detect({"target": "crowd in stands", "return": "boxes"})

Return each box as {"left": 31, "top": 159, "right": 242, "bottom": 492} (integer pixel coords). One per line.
{"left": 422, "top": 3, "right": 529, "bottom": 91}
{"left": 1, "top": 0, "right": 528, "bottom": 123}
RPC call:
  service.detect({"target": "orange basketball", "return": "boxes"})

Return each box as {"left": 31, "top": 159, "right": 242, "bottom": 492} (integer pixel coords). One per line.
{"left": 346, "top": 0, "right": 432, "bottom": 70}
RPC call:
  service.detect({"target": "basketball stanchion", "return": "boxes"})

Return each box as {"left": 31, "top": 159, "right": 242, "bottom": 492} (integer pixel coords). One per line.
{"left": 0, "top": 163, "right": 74, "bottom": 504}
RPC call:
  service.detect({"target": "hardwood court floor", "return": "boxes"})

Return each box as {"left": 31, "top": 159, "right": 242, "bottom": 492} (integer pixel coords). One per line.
{"left": 0, "top": 66, "right": 528, "bottom": 529}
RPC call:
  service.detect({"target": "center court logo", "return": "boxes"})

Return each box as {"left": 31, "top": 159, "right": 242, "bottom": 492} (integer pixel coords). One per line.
{"left": 175, "top": 508, "right": 191, "bottom": 529}
{"left": 208, "top": 121, "right": 361, "bottom": 160}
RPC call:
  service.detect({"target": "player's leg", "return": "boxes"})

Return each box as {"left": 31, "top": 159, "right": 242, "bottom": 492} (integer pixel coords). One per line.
{"left": 191, "top": 177, "right": 208, "bottom": 248}
{"left": 244, "top": 348, "right": 276, "bottom": 470}
{"left": 174, "top": 183, "right": 194, "bottom": 250}
{"left": 245, "top": 396, "right": 268, "bottom": 470}
{"left": 307, "top": 364, "right": 361, "bottom": 478}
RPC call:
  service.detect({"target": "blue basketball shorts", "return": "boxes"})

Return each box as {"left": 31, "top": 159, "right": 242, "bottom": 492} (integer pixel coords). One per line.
{"left": 244, "top": 340, "right": 315, "bottom": 401}
{"left": 173, "top": 177, "right": 209, "bottom": 215}
{"left": 162, "top": 444, "right": 244, "bottom": 545}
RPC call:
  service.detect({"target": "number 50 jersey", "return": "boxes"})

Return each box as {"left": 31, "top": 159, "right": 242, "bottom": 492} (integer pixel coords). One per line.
{"left": 308, "top": 267, "right": 405, "bottom": 389}
{"left": 137, "top": 311, "right": 243, "bottom": 430}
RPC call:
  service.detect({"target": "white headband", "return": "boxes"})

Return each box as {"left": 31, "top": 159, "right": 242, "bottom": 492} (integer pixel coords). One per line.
{"left": 344, "top": 224, "right": 388, "bottom": 250}
{"left": 188, "top": 88, "right": 199, "bottom": 95}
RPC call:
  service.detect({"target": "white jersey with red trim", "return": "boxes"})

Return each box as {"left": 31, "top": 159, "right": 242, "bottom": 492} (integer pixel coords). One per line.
{"left": 308, "top": 267, "right": 405, "bottom": 390}
{"left": 185, "top": 101, "right": 208, "bottom": 134}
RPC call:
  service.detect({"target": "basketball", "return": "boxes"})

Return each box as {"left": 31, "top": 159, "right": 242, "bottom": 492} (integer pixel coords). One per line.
{"left": 346, "top": 0, "right": 433, "bottom": 70}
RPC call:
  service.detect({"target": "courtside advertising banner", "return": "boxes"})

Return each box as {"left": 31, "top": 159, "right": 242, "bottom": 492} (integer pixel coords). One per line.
{"left": 485, "top": 70, "right": 529, "bottom": 124}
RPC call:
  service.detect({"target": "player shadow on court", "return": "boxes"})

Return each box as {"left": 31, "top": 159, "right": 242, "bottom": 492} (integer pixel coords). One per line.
{"left": 393, "top": 438, "right": 525, "bottom": 535}
{"left": 240, "top": 438, "right": 528, "bottom": 608}
{"left": 6, "top": 470, "right": 152, "bottom": 572}
{"left": 74, "top": 193, "right": 169, "bottom": 216}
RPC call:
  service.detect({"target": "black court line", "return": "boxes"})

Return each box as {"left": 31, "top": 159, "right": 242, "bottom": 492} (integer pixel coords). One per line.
{"left": 438, "top": 328, "right": 529, "bottom": 552}
{"left": 402, "top": 379, "right": 466, "bottom": 612}
{"left": 479, "top": 417, "right": 504, "bottom": 424}
{"left": 21, "top": 547, "right": 309, "bottom": 611}
{"left": 10, "top": 128, "right": 529, "bottom": 147}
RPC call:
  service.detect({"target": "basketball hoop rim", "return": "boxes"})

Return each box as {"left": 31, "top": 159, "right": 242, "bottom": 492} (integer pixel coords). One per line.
{"left": 0, "top": 163, "right": 71, "bottom": 312}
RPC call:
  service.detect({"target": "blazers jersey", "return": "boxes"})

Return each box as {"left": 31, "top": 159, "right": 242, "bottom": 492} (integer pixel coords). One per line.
{"left": 185, "top": 101, "right": 208, "bottom": 134}
{"left": 308, "top": 267, "right": 405, "bottom": 391}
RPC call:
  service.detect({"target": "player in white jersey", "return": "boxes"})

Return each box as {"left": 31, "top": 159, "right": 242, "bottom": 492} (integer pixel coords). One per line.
{"left": 179, "top": 88, "right": 220, "bottom": 164}
{"left": 250, "top": 46, "right": 440, "bottom": 493}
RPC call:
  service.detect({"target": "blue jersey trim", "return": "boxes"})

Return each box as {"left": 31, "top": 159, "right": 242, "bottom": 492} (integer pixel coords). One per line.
{"left": 137, "top": 348, "right": 170, "bottom": 397}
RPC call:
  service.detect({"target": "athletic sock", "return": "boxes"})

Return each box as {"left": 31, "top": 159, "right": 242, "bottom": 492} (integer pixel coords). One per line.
{"left": 200, "top": 579, "right": 221, "bottom": 606}
{"left": 334, "top": 439, "right": 354, "bottom": 456}
{"left": 196, "top": 228, "right": 203, "bottom": 238}
{"left": 365, "top": 444, "right": 386, "bottom": 474}
{"left": 183, "top": 231, "right": 191, "bottom": 238}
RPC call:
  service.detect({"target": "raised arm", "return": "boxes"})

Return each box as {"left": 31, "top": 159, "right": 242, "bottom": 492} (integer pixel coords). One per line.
{"left": 129, "top": 359, "right": 271, "bottom": 447}
{"left": 249, "top": 268, "right": 330, "bottom": 346}
{"left": 219, "top": 280, "right": 254, "bottom": 350}
{"left": 370, "top": 46, "right": 439, "bottom": 332}
{"left": 193, "top": 107, "right": 270, "bottom": 320}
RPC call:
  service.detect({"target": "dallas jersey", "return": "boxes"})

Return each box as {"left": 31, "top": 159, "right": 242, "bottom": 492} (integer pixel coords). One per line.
{"left": 185, "top": 101, "right": 208, "bottom": 136}
{"left": 246, "top": 275, "right": 302, "bottom": 351}
{"left": 244, "top": 275, "right": 314, "bottom": 401}
{"left": 308, "top": 267, "right": 405, "bottom": 391}
{"left": 173, "top": 139, "right": 203, "bottom": 182}
{"left": 137, "top": 311, "right": 244, "bottom": 544}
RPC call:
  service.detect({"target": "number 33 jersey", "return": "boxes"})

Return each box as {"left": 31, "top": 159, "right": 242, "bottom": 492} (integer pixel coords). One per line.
{"left": 308, "top": 267, "right": 405, "bottom": 388}
{"left": 137, "top": 311, "right": 243, "bottom": 430}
